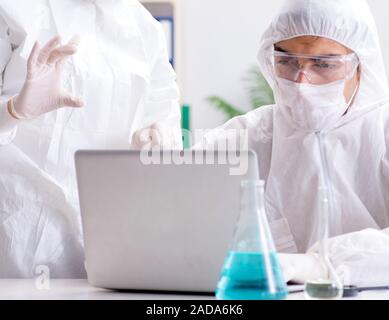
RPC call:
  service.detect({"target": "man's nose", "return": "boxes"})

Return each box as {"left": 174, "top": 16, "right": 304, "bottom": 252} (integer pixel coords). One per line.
{"left": 295, "top": 70, "right": 311, "bottom": 84}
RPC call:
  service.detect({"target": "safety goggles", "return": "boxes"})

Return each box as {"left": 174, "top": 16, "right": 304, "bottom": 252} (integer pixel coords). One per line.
{"left": 273, "top": 50, "right": 360, "bottom": 85}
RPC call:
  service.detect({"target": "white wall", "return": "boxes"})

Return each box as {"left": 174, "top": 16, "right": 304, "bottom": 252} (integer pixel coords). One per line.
{"left": 180, "top": 0, "right": 389, "bottom": 131}
{"left": 368, "top": 0, "right": 389, "bottom": 75}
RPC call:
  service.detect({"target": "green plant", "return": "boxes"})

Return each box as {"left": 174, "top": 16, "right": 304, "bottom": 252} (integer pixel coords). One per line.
{"left": 207, "top": 66, "right": 274, "bottom": 120}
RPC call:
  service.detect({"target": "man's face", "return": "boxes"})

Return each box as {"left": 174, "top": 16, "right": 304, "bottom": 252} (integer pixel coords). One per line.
{"left": 275, "top": 36, "right": 360, "bottom": 104}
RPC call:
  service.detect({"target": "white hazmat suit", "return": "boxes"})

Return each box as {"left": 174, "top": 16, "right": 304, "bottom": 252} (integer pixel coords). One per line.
{"left": 0, "top": 0, "right": 181, "bottom": 277}
{"left": 199, "top": 0, "right": 389, "bottom": 287}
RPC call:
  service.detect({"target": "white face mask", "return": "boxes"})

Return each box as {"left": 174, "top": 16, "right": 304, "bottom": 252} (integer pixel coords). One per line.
{"left": 274, "top": 77, "right": 358, "bottom": 132}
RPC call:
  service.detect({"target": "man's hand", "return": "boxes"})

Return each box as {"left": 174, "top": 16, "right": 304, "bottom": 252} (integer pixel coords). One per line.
{"left": 278, "top": 253, "right": 328, "bottom": 284}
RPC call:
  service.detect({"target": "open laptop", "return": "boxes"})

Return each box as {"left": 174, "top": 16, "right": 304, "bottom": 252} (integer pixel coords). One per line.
{"left": 75, "top": 150, "right": 259, "bottom": 293}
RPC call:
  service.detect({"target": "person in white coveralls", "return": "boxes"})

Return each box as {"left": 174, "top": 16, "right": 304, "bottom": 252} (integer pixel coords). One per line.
{"left": 0, "top": 0, "right": 181, "bottom": 278}
{"left": 198, "top": 0, "right": 389, "bottom": 287}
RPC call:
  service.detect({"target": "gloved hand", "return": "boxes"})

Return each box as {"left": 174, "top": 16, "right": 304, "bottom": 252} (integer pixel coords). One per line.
{"left": 278, "top": 253, "right": 328, "bottom": 284}
{"left": 130, "top": 123, "right": 183, "bottom": 150}
{"left": 8, "top": 36, "right": 84, "bottom": 120}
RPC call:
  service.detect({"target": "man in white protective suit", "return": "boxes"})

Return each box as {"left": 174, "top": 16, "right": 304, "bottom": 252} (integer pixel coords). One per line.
{"left": 0, "top": 0, "right": 182, "bottom": 278}
{"left": 197, "top": 0, "right": 389, "bottom": 287}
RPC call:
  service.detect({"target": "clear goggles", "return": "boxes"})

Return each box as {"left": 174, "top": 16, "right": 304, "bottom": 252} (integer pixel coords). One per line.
{"left": 273, "top": 50, "right": 360, "bottom": 85}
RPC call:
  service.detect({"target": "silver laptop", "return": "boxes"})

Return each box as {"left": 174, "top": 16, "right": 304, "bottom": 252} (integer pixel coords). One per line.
{"left": 75, "top": 150, "right": 259, "bottom": 293}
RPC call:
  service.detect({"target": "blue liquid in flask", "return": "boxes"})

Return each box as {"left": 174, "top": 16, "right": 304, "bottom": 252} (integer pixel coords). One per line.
{"left": 216, "top": 251, "right": 288, "bottom": 300}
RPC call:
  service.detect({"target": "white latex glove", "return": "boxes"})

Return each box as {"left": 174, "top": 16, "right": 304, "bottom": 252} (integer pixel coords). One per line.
{"left": 8, "top": 36, "right": 84, "bottom": 120}
{"left": 130, "top": 123, "right": 182, "bottom": 150}
{"left": 278, "top": 253, "right": 328, "bottom": 284}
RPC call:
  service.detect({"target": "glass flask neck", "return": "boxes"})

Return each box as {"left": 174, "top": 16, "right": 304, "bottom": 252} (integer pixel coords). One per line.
{"left": 318, "top": 186, "right": 330, "bottom": 259}
{"left": 231, "top": 180, "right": 275, "bottom": 253}
{"left": 241, "top": 180, "right": 266, "bottom": 211}
{"left": 305, "top": 185, "right": 343, "bottom": 300}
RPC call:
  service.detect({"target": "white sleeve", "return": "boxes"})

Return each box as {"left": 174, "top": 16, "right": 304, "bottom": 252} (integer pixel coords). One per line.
{"left": 192, "top": 114, "right": 252, "bottom": 150}
{"left": 0, "top": 14, "right": 17, "bottom": 144}
{"left": 193, "top": 107, "right": 299, "bottom": 253}
{"left": 192, "top": 106, "right": 274, "bottom": 150}
{"left": 0, "top": 100, "right": 18, "bottom": 143}
{"left": 141, "top": 19, "right": 182, "bottom": 147}
{"left": 308, "top": 228, "right": 389, "bottom": 287}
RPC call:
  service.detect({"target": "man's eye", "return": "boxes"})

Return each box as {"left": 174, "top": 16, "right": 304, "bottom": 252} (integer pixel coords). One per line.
{"left": 277, "top": 59, "right": 296, "bottom": 66}
{"left": 313, "top": 60, "right": 339, "bottom": 69}
{"left": 316, "top": 63, "right": 330, "bottom": 68}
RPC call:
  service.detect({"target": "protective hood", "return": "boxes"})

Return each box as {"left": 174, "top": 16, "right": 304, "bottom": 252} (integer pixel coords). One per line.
{"left": 257, "top": 0, "right": 389, "bottom": 116}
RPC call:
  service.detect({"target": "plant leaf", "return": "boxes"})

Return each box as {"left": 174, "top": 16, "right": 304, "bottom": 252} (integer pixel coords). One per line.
{"left": 206, "top": 96, "right": 244, "bottom": 119}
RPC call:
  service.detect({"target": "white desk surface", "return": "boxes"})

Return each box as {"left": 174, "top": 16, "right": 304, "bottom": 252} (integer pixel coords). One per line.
{"left": 0, "top": 280, "right": 389, "bottom": 300}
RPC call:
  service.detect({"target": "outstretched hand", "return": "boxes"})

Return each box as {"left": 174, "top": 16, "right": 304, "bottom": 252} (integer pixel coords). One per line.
{"left": 11, "top": 36, "right": 84, "bottom": 120}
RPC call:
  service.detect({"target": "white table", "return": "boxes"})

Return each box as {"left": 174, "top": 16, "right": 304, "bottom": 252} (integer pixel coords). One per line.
{"left": 0, "top": 280, "right": 388, "bottom": 300}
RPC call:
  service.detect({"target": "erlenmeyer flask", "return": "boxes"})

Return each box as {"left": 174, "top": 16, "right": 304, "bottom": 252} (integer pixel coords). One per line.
{"left": 304, "top": 186, "right": 343, "bottom": 300}
{"left": 216, "top": 180, "right": 288, "bottom": 300}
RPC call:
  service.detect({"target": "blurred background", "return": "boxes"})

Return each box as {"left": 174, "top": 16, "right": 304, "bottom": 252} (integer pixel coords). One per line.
{"left": 141, "top": 0, "right": 389, "bottom": 140}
